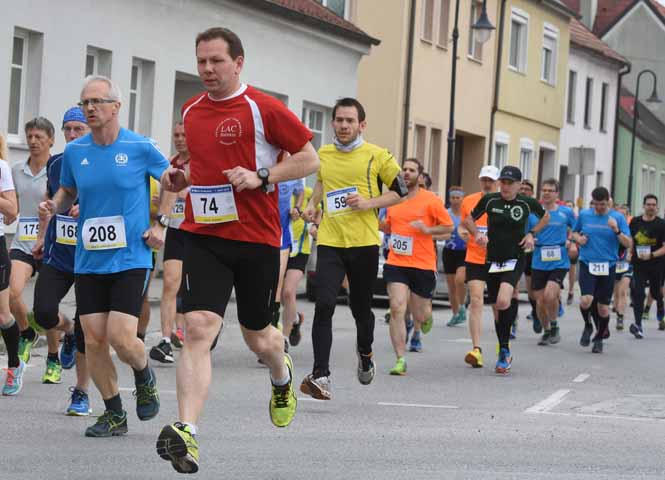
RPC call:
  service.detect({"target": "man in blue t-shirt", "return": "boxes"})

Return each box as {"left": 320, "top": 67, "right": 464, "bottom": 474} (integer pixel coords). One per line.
{"left": 34, "top": 106, "right": 92, "bottom": 415}
{"left": 572, "top": 187, "right": 632, "bottom": 353}
{"left": 528, "top": 179, "right": 575, "bottom": 346}
{"left": 42, "top": 76, "right": 169, "bottom": 437}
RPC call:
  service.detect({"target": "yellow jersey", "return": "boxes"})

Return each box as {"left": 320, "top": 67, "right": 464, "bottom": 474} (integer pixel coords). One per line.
{"left": 317, "top": 142, "right": 401, "bottom": 248}
{"left": 149, "top": 178, "right": 160, "bottom": 252}
{"left": 290, "top": 186, "right": 313, "bottom": 256}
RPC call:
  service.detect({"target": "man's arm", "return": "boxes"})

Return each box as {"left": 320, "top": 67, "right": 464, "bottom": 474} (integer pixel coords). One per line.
{"left": 46, "top": 186, "right": 77, "bottom": 216}
{"left": 303, "top": 180, "right": 323, "bottom": 222}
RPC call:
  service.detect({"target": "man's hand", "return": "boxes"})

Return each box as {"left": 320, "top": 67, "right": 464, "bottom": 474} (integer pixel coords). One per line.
{"left": 577, "top": 234, "right": 588, "bottom": 246}
{"left": 302, "top": 204, "right": 318, "bottom": 222}
{"left": 475, "top": 231, "right": 488, "bottom": 248}
{"left": 519, "top": 232, "right": 535, "bottom": 251}
{"left": 69, "top": 204, "right": 80, "bottom": 219}
{"left": 290, "top": 208, "right": 301, "bottom": 221}
{"left": 308, "top": 223, "right": 318, "bottom": 240}
{"left": 410, "top": 220, "right": 430, "bottom": 235}
{"left": 162, "top": 167, "right": 189, "bottom": 192}
{"left": 39, "top": 199, "right": 56, "bottom": 220}
{"left": 143, "top": 223, "right": 165, "bottom": 250}
{"left": 223, "top": 167, "right": 262, "bottom": 192}
{"left": 608, "top": 216, "right": 619, "bottom": 233}
{"left": 457, "top": 225, "right": 470, "bottom": 242}
{"left": 31, "top": 238, "right": 44, "bottom": 260}
{"left": 347, "top": 193, "right": 369, "bottom": 211}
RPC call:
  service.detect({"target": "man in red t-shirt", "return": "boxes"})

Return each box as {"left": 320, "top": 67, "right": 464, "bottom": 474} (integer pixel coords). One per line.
{"left": 157, "top": 27, "right": 319, "bottom": 475}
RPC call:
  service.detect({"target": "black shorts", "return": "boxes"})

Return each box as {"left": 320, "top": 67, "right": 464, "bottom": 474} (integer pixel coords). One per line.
{"left": 383, "top": 264, "right": 436, "bottom": 299}
{"left": 287, "top": 253, "right": 309, "bottom": 273}
{"left": 578, "top": 261, "right": 616, "bottom": 305}
{"left": 486, "top": 255, "right": 527, "bottom": 305}
{"left": 10, "top": 249, "right": 41, "bottom": 277}
{"left": 0, "top": 237, "right": 10, "bottom": 291}
{"left": 181, "top": 232, "right": 279, "bottom": 331}
{"left": 75, "top": 268, "right": 150, "bottom": 317}
{"left": 465, "top": 261, "right": 488, "bottom": 282}
{"left": 164, "top": 227, "right": 186, "bottom": 262}
{"left": 524, "top": 251, "right": 533, "bottom": 276}
{"left": 442, "top": 248, "right": 466, "bottom": 274}
{"left": 531, "top": 268, "right": 568, "bottom": 291}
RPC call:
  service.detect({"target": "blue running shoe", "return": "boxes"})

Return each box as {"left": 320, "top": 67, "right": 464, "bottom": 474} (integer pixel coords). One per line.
{"left": 409, "top": 333, "right": 422, "bottom": 352}
{"left": 66, "top": 387, "right": 92, "bottom": 416}
{"left": 60, "top": 333, "right": 77, "bottom": 370}
{"left": 510, "top": 321, "right": 517, "bottom": 340}
{"left": 495, "top": 348, "right": 512, "bottom": 374}
{"left": 405, "top": 318, "right": 414, "bottom": 344}
{"left": 558, "top": 301, "right": 564, "bottom": 318}
{"left": 2, "top": 360, "right": 26, "bottom": 396}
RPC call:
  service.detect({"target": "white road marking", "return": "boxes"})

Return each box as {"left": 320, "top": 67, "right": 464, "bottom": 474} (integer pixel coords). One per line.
{"left": 297, "top": 396, "right": 327, "bottom": 402}
{"left": 442, "top": 338, "right": 472, "bottom": 343}
{"left": 377, "top": 401, "right": 459, "bottom": 409}
{"left": 524, "top": 389, "right": 571, "bottom": 414}
{"left": 573, "top": 373, "right": 590, "bottom": 383}
{"left": 119, "top": 387, "right": 176, "bottom": 395}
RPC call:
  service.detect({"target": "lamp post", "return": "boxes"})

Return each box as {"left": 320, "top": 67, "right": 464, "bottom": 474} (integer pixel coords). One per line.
{"left": 446, "top": 0, "right": 495, "bottom": 195}
{"left": 627, "top": 69, "right": 661, "bottom": 209}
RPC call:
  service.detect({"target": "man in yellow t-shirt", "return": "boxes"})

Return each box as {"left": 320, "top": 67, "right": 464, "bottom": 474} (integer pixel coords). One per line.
{"left": 300, "top": 98, "right": 406, "bottom": 400}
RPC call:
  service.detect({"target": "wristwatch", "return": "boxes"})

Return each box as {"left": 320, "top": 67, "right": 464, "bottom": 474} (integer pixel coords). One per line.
{"left": 157, "top": 214, "right": 169, "bottom": 228}
{"left": 257, "top": 168, "right": 270, "bottom": 192}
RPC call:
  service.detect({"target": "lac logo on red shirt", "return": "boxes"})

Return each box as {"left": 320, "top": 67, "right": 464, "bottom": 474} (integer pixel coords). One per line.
{"left": 215, "top": 118, "right": 242, "bottom": 145}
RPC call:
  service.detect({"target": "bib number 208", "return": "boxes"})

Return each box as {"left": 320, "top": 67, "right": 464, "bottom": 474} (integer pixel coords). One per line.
{"left": 88, "top": 225, "right": 117, "bottom": 243}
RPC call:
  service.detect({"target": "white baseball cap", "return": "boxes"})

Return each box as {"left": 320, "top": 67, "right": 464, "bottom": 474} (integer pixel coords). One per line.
{"left": 478, "top": 165, "right": 499, "bottom": 181}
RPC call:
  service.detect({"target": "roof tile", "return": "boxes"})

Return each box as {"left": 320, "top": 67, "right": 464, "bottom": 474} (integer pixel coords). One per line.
{"left": 569, "top": 17, "right": 627, "bottom": 64}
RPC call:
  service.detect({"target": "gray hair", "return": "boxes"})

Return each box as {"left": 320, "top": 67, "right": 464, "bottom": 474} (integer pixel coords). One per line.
{"left": 24, "top": 116, "right": 55, "bottom": 138}
{"left": 81, "top": 75, "right": 122, "bottom": 103}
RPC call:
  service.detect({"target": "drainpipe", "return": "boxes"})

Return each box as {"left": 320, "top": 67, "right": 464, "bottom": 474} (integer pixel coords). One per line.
{"left": 487, "top": 0, "right": 508, "bottom": 165}
{"left": 400, "top": 0, "right": 417, "bottom": 164}
{"left": 610, "top": 63, "right": 631, "bottom": 201}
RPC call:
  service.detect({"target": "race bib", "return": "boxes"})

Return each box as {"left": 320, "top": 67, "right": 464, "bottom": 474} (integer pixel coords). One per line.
{"left": 589, "top": 262, "right": 609, "bottom": 276}
{"left": 17, "top": 216, "right": 39, "bottom": 242}
{"left": 169, "top": 198, "right": 186, "bottom": 229}
{"left": 326, "top": 187, "right": 358, "bottom": 216}
{"left": 190, "top": 185, "right": 238, "bottom": 224}
{"left": 616, "top": 261, "right": 629, "bottom": 274}
{"left": 489, "top": 259, "right": 517, "bottom": 273}
{"left": 55, "top": 215, "right": 77, "bottom": 246}
{"left": 636, "top": 245, "right": 651, "bottom": 260}
{"left": 390, "top": 234, "right": 414, "bottom": 256}
{"left": 541, "top": 246, "right": 561, "bottom": 262}
{"left": 82, "top": 216, "right": 127, "bottom": 250}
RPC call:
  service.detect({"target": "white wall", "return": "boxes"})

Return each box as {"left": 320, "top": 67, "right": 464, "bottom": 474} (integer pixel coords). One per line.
{"left": 559, "top": 47, "right": 620, "bottom": 203}
{"left": 0, "top": 0, "right": 370, "bottom": 163}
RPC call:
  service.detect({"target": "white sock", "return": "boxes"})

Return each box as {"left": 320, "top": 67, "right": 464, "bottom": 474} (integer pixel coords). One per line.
{"left": 162, "top": 336, "right": 171, "bottom": 344}
{"left": 271, "top": 368, "right": 291, "bottom": 386}
{"left": 182, "top": 422, "right": 197, "bottom": 435}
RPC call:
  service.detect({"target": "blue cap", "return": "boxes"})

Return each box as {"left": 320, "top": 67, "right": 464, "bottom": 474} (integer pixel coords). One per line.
{"left": 62, "top": 107, "right": 87, "bottom": 127}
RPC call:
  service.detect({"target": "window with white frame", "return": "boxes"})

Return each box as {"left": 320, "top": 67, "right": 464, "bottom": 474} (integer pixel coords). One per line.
{"left": 649, "top": 167, "right": 657, "bottom": 195}
{"left": 414, "top": 124, "right": 427, "bottom": 163}
{"left": 509, "top": 9, "right": 529, "bottom": 73}
{"left": 314, "top": 0, "right": 348, "bottom": 19}
{"left": 422, "top": 0, "right": 435, "bottom": 42}
{"left": 493, "top": 132, "right": 510, "bottom": 170}
{"left": 468, "top": 1, "right": 484, "bottom": 60}
{"left": 566, "top": 70, "right": 577, "bottom": 124}
{"left": 641, "top": 165, "right": 657, "bottom": 198}
{"left": 302, "top": 104, "right": 327, "bottom": 150}
{"left": 128, "top": 58, "right": 155, "bottom": 135}
{"left": 438, "top": 0, "right": 451, "bottom": 47}
{"left": 600, "top": 82, "right": 609, "bottom": 132}
{"left": 8, "top": 33, "right": 27, "bottom": 136}
{"left": 85, "top": 46, "right": 112, "bottom": 77}
{"left": 8, "top": 27, "right": 43, "bottom": 141}
{"left": 541, "top": 24, "right": 558, "bottom": 85}
{"left": 128, "top": 62, "right": 142, "bottom": 132}
{"left": 520, "top": 140, "right": 534, "bottom": 180}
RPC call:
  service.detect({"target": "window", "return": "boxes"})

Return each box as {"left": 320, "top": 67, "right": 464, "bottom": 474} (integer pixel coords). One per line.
{"left": 429, "top": 128, "right": 442, "bottom": 192}
{"left": 7, "top": 28, "right": 43, "bottom": 141}
{"left": 566, "top": 70, "right": 577, "bottom": 124}
{"left": 493, "top": 132, "right": 510, "bottom": 170}
{"left": 541, "top": 25, "right": 558, "bottom": 85}
{"left": 414, "top": 124, "right": 427, "bottom": 162}
{"left": 302, "top": 104, "right": 326, "bottom": 150}
{"left": 128, "top": 63, "right": 141, "bottom": 132}
{"left": 600, "top": 82, "right": 609, "bottom": 132}
{"left": 85, "top": 46, "right": 112, "bottom": 77}
{"left": 468, "top": 1, "right": 484, "bottom": 60}
{"left": 584, "top": 77, "right": 593, "bottom": 129}
{"left": 509, "top": 9, "right": 529, "bottom": 73}
{"left": 8, "top": 34, "right": 27, "bottom": 136}
{"left": 128, "top": 58, "right": 155, "bottom": 135}
{"left": 437, "top": 0, "right": 451, "bottom": 46}
{"left": 641, "top": 166, "right": 657, "bottom": 198}
{"left": 520, "top": 140, "right": 534, "bottom": 180}
{"left": 315, "top": 0, "right": 348, "bottom": 18}
{"left": 596, "top": 170, "right": 603, "bottom": 189}
{"left": 422, "top": 0, "right": 435, "bottom": 42}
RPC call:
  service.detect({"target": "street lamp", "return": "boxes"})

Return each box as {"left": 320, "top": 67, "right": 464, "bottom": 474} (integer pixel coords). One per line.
{"left": 627, "top": 69, "right": 661, "bottom": 209}
{"left": 446, "top": 0, "right": 494, "bottom": 197}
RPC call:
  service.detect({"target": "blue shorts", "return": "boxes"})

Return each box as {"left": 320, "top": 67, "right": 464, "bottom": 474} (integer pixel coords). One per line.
{"left": 579, "top": 262, "right": 616, "bottom": 305}
{"left": 281, "top": 224, "right": 292, "bottom": 251}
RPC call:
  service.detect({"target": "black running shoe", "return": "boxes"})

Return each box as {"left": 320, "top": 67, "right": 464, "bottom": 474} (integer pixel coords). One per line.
{"left": 149, "top": 340, "right": 174, "bottom": 364}
{"left": 549, "top": 326, "right": 561, "bottom": 344}
{"left": 616, "top": 316, "right": 624, "bottom": 331}
{"left": 85, "top": 409, "right": 128, "bottom": 437}
{"left": 288, "top": 312, "right": 304, "bottom": 346}
{"left": 135, "top": 368, "right": 160, "bottom": 421}
{"left": 538, "top": 331, "right": 551, "bottom": 346}
{"left": 580, "top": 325, "right": 593, "bottom": 347}
{"left": 591, "top": 338, "right": 603, "bottom": 353}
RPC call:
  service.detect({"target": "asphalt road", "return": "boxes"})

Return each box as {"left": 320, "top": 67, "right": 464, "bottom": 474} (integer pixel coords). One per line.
{"left": 1, "top": 279, "right": 665, "bottom": 479}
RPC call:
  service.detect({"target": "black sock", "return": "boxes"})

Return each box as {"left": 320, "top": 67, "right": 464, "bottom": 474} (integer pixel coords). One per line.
{"left": 47, "top": 352, "right": 60, "bottom": 364}
{"left": 551, "top": 320, "right": 558, "bottom": 328}
{"left": 496, "top": 301, "right": 517, "bottom": 350}
{"left": 529, "top": 297, "right": 538, "bottom": 321}
{"left": 133, "top": 363, "right": 152, "bottom": 384}
{"left": 20, "top": 326, "right": 36, "bottom": 341}
{"left": 136, "top": 331, "right": 146, "bottom": 343}
{"left": 596, "top": 315, "right": 610, "bottom": 340}
{"left": 1, "top": 320, "right": 21, "bottom": 368}
{"left": 580, "top": 306, "right": 592, "bottom": 328}
{"left": 644, "top": 304, "right": 651, "bottom": 314}
{"left": 590, "top": 307, "right": 600, "bottom": 331}
{"left": 103, "top": 394, "right": 123, "bottom": 414}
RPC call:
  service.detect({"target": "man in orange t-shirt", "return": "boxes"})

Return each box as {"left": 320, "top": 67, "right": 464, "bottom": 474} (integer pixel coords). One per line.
{"left": 380, "top": 159, "right": 453, "bottom": 375}
{"left": 458, "top": 165, "right": 499, "bottom": 368}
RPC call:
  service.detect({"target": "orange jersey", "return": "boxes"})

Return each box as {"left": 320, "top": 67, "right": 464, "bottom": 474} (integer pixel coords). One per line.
{"left": 385, "top": 189, "right": 452, "bottom": 271}
{"left": 461, "top": 191, "right": 488, "bottom": 265}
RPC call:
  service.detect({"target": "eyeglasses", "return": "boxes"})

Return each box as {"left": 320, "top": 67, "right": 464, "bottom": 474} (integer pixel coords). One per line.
{"left": 62, "top": 126, "right": 87, "bottom": 133}
{"left": 77, "top": 98, "right": 116, "bottom": 108}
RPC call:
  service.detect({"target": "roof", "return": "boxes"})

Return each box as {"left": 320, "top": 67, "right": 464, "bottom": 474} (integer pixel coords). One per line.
{"left": 569, "top": 17, "right": 627, "bottom": 65}
{"left": 618, "top": 86, "right": 665, "bottom": 149}
{"left": 235, "top": 0, "right": 380, "bottom": 46}
{"left": 542, "top": 0, "right": 579, "bottom": 18}
{"left": 593, "top": 0, "right": 665, "bottom": 36}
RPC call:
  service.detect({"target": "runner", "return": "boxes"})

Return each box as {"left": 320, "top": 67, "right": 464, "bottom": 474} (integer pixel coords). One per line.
{"left": 459, "top": 165, "right": 499, "bottom": 368}
{"left": 9, "top": 117, "right": 52, "bottom": 367}
{"left": 519, "top": 179, "right": 540, "bottom": 335}
{"left": 528, "top": 179, "right": 575, "bottom": 346}
{"left": 613, "top": 205, "right": 632, "bottom": 331}
{"left": 43, "top": 75, "right": 167, "bottom": 436}
{"left": 155, "top": 27, "right": 319, "bottom": 474}
{"left": 381, "top": 159, "right": 452, "bottom": 375}
{"left": 443, "top": 185, "right": 468, "bottom": 327}
{"left": 150, "top": 122, "right": 189, "bottom": 364}
{"left": 571, "top": 187, "right": 631, "bottom": 353}
{"left": 463, "top": 166, "right": 548, "bottom": 373}
{"left": 32, "top": 107, "right": 93, "bottom": 413}
{"left": 565, "top": 200, "right": 579, "bottom": 305}
{"left": 300, "top": 97, "right": 405, "bottom": 400}
{"left": 628, "top": 194, "right": 665, "bottom": 337}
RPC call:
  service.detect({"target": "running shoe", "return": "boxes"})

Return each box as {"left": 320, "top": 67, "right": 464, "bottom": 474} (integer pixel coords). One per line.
{"left": 300, "top": 374, "right": 331, "bottom": 400}
{"left": 446, "top": 311, "right": 459, "bottom": 326}
{"left": 288, "top": 312, "right": 304, "bottom": 346}
{"left": 134, "top": 367, "right": 160, "bottom": 421}
{"left": 357, "top": 352, "right": 376, "bottom": 385}
{"left": 389, "top": 357, "right": 407, "bottom": 376}
{"left": 510, "top": 320, "right": 517, "bottom": 340}
{"left": 384, "top": 312, "right": 391, "bottom": 324}
{"left": 580, "top": 325, "right": 593, "bottom": 347}
{"left": 17, "top": 334, "right": 39, "bottom": 364}
{"left": 538, "top": 331, "right": 551, "bottom": 346}
{"left": 642, "top": 310, "right": 650, "bottom": 322}
{"left": 170, "top": 329, "right": 184, "bottom": 349}
{"left": 405, "top": 317, "right": 414, "bottom": 342}
{"left": 566, "top": 292, "right": 574, "bottom": 306}
{"left": 409, "top": 334, "right": 422, "bottom": 352}
{"left": 85, "top": 409, "right": 128, "bottom": 437}
{"left": 421, "top": 316, "right": 433, "bottom": 335}
{"left": 60, "top": 333, "right": 77, "bottom": 370}
{"left": 459, "top": 305, "right": 467, "bottom": 323}
{"left": 66, "top": 387, "right": 92, "bottom": 416}
{"left": 156, "top": 422, "right": 199, "bottom": 474}
{"left": 629, "top": 323, "right": 644, "bottom": 339}
{"left": 591, "top": 338, "right": 603, "bottom": 354}
{"left": 42, "top": 358, "right": 63, "bottom": 384}
{"left": 549, "top": 325, "right": 561, "bottom": 344}
{"left": 150, "top": 340, "right": 175, "bottom": 364}
{"left": 532, "top": 314, "right": 542, "bottom": 334}
{"left": 464, "top": 347, "right": 483, "bottom": 368}
{"left": 616, "top": 315, "right": 624, "bottom": 331}
{"left": 269, "top": 353, "right": 297, "bottom": 428}
{"left": 2, "top": 360, "right": 26, "bottom": 396}
{"left": 659, "top": 320, "right": 665, "bottom": 331}
{"left": 495, "top": 348, "right": 512, "bottom": 374}
{"left": 558, "top": 302, "right": 564, "bottom": 318}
